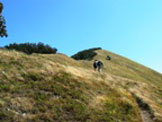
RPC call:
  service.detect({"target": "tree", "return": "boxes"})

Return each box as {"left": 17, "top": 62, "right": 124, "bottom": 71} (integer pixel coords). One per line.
{"left": 0, "top": 2, "right": 3, "bottom": 13}
{"left": 0, "top": 2, "right": 7, "bottom": 37}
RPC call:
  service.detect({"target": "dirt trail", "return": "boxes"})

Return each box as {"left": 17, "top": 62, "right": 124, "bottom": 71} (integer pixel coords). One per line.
{"left": 133, "top": 94, "right": 155, "bottom": 122}
{"left": 140, "top": 110, "right": 154, "bottom": 122}
{"left": 65, "top": 65, "right": 155, "bottom": 122}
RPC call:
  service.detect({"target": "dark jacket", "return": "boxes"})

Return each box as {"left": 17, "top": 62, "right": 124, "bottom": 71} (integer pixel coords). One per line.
{"left": 97, "top": 61, "right": 103, "bottom": 68}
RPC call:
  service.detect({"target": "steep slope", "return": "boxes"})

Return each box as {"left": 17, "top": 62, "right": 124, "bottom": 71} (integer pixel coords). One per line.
{"left": 0, "top": 49, "right": 161, "bottom": 122}
{"left": 73, "top": 49, "right": 162, "bottom": 122}
{"left": 94, "top": 50, "right": 162, "bottom": 120}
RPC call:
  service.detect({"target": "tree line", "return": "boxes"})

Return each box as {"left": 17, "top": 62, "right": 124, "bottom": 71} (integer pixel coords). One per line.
{"left": 5, "top": 42, "right": 57, "bottom": 54}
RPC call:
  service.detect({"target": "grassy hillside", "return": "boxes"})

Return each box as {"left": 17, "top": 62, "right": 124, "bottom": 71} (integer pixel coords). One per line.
{"left": 0, "top": 49, "right": 161, "bottom": 122}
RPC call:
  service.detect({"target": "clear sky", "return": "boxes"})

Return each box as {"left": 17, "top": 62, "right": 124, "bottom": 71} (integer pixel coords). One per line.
{"left": 0, "top": 0, "right": 162, "bottom": 73}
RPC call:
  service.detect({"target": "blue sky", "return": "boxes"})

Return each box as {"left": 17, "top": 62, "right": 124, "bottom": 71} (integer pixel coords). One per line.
{"left": 0, "top": 0, "right": 162, "bottom": 73}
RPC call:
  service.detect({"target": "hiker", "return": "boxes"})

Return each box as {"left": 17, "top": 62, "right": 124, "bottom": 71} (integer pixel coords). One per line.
{"left": 97, "top": 60, "right": 103, "bottom": 72}
{"left": 93, "top": 60, "right": 103, "bottom": 72}
{"left": 93, "top": 60, "right": 98, "bottom": 71}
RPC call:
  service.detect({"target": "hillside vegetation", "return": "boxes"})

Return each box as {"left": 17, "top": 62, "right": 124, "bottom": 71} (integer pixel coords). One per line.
{"left": 0, "top": 49, "right": 162, "bottom": 122}
{"left": 5, "top": 42, "right": 57, "bottom": 55}
{"left": 71, "top": 47, "right": 101, "bottom": 60}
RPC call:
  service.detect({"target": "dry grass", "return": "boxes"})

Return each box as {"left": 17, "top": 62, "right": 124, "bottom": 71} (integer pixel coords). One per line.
{"left": 0, "top": 49, "right": 162, "bottom": 121}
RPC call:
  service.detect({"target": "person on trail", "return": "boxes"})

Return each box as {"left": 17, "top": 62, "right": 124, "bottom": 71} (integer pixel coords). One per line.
{"left": 93, "top": 60, "right": 98, "bottom": 71}
{"left": 97, "top": 60, "right": 103, "bottom": 72}
{"left": 93, "top": 60, "right": 103, "bottom": 72}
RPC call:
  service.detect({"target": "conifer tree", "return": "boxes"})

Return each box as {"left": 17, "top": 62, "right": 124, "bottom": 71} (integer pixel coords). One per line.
{"left": 0, "top": 2, "right": 8, "bottom": 37}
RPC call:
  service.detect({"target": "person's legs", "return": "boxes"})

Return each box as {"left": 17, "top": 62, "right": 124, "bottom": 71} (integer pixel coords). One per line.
{"left": 94, "top": 67, "right": 97, "bottom": 71}
{"left": 98, "top": 66, "right": 102, "bottom": 72}
{"left": 99, "top": 68, "right": 102, "bottom": 72}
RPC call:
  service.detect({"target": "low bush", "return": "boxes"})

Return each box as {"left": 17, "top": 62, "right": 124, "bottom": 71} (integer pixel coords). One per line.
{"left": 71, "top": 47, "right": 101, "bottom": 60}
{"left": 5, "top": 42, "right": 57, "bottom": 54}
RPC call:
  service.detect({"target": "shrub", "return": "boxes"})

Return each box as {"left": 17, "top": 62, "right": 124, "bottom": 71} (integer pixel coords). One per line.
{"left": 71, "top": 47, "right": 101, "bottom": 60}
{"left": 106, "top": 55, "right": 111, "bottom": 60}
{"left": 5, "top": 42, "right": 57, "bottom": 54}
